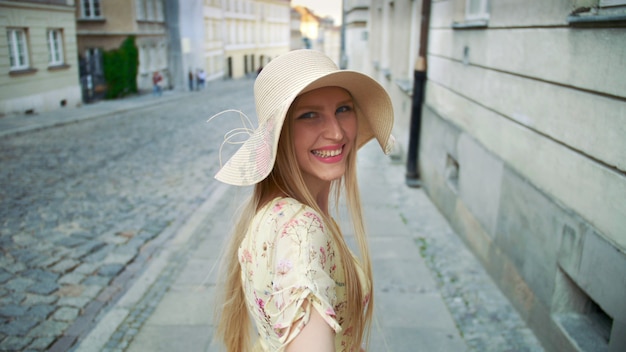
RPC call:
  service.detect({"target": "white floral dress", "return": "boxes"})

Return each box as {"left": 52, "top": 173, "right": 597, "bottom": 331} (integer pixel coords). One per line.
{"left": 239, "top": 197, "right": 369, "bottom": 351}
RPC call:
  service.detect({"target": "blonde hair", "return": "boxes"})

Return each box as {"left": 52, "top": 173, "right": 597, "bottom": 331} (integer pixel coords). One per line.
{"left": 216, "top": 95, "right": 374, "bottom": 351}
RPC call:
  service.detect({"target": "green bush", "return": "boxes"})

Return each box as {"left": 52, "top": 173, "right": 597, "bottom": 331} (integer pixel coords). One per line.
{"left": 103, "top": 36, "right": 138, "bottom": 99}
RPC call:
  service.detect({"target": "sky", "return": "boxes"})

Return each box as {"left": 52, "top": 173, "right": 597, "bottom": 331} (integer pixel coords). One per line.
{"left": 291, "top": 0, "right": 343, "bottom": 25}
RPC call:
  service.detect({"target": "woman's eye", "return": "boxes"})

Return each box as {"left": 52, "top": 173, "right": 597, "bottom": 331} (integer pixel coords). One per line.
{"left": 297, "top": 112, "right": 316, "bottom": 120}
{"left": 337, "top": 105, "right": 353, "bottom": 114}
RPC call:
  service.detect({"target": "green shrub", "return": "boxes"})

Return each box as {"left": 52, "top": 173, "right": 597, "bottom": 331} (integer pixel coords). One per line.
{"left": 103, "top": 36, "right": 139, "bottom": 99}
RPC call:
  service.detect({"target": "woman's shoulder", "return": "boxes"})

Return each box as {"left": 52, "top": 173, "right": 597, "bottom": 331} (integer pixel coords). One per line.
{"left": 262, "top": 197, "right": 319, "bottom": 217}
{"left": 255, "top": 197, "right": 326, "bottom": 232}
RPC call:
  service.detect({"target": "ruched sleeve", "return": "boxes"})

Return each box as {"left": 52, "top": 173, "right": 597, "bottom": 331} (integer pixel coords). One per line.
{"left": 267, "top": 205, "right": 341, "bottom": 346}
{"left": 240, "top": 198, "right": 345, "bottom": 351}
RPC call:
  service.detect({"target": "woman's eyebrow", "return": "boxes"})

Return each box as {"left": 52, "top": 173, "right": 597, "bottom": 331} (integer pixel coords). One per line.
{"left": 293, "top": 99, "right": 354, "bottom": 111}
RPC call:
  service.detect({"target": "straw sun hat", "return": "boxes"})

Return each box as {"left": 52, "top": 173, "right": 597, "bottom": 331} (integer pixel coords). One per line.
{"left": 214, "top": 49, "right": 394, "bottom": 186}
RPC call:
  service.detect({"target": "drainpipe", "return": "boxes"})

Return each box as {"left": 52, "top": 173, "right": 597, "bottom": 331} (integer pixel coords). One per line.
{"left": 405, "top": 0, "right": 432, "bottom": 188}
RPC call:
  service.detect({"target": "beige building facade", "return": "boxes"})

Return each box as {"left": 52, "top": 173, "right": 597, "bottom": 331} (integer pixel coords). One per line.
{"left": 166, "top": 0, "right": 290, "bottom": 90}
{"left": 291, "top": 5, "right": 341, "bottom": 66}
{"left": 76, "top": 0, "right": 168, "bottom": 98}
{"left": 223, "top": 0, "right": 290, "bottom": 79}
{"left": 203, "top": 0, "right": 226, "bottom": 82}
{"left": 292, "top": 5, "right": 320, "bottom": 51}
{"left": 0, "top": 0, "right": 81, "bottom": 115}
{"left": 359, "top": 0, "right": 625, "bottom": 351}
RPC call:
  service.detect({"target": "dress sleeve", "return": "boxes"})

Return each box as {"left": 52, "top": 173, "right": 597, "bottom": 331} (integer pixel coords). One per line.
{"left": 265, "top": 203, "right": 341, "bottom": 347}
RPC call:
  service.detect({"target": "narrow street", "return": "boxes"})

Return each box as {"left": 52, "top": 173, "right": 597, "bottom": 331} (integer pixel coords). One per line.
{"left": 1, "top": 78, "right": 543, "bottom": 352}
{"left": 0, "top": 78, "right": 256, "bottom": 351}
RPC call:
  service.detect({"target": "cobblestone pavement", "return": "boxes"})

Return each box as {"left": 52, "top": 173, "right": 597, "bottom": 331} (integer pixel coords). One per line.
{"left": 0, "top": 79, "right": 256, "bottom": 351}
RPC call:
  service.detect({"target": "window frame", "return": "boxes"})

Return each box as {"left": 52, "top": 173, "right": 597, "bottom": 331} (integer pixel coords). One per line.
{"left": 465, "top": 0, "right": 490, "bottom": 22}
{"left": 82, "top": 0, "right": 102, "bottom": 19}
{"left": 47, "top": 28, "right": 65, "bottom": 66}
{"left": 568, "top": 0, "right": 626, "bottom": 25}
{"left": 7, "top": 28, "right": 30, "bottom": 71}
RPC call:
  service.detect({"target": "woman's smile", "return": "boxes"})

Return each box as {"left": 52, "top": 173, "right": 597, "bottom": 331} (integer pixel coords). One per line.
{"left": 311, "top": 144, "right": 345, "bottom": 162}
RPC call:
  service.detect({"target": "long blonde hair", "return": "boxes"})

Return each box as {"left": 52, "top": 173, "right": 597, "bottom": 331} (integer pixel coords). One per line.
{"left": 216, "top": 98, "right": 374, "bottom": 351}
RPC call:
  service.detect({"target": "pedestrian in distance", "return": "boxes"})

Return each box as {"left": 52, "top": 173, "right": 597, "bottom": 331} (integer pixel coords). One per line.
{"left": 188, "top": 69, "right": 194, "bottom": 91}
{"left": 152, "top": 71, "right": 163, "bottom": 96}
{"left": 197, "top": 69, "right": 206, "bottom": 90}
{"left": 212, "top": 49, "right": 395, "bottom": 352}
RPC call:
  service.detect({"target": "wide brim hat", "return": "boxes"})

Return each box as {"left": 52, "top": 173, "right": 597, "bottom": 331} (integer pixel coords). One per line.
{"left": 215, "top": 49, "right": 394, "bottom": 186}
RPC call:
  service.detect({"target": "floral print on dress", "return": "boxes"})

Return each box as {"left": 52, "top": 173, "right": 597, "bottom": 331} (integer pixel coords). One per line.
{"left": 238, "top": 197, "right": 369, "bottom": 352}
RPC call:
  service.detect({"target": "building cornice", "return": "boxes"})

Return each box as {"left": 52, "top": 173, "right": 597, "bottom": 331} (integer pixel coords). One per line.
{"left": 345, "top": 6, "right": 369, "bottom": 15}
{"left": 76, "top": 30, "right": 166, "bottom": 36}
{"left": 0, "top": 0, "right": 73, "bottom": 12}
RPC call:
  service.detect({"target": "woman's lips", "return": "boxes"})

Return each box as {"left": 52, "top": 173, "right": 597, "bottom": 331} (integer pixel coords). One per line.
{"left": 311, "top": 145, "right": 345, "bottom": 163}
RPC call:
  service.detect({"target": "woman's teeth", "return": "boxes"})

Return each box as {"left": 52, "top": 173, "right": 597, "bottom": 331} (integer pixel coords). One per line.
{"left": 312, "top": 147, "right": 342, "bottom": 158}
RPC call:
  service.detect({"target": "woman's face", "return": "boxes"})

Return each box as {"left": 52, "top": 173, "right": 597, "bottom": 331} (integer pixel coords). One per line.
{"left": 290, "top": 86, "right": 357, "bottom": 189}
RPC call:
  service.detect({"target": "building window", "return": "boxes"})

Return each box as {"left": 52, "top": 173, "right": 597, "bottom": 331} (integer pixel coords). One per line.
{"left": 82, "top": 0, "right": 102, "bottom": 18}
{"left": 158, "top": 43, "right": 166, "bottom": 69}
{"left": 85, "top": 48, "right": 102, "bottom": 75}
{"left": 466, "top": 0, "right": 489, "bottom": 21}
{"left": 47, "top": 29, "right": 64, "bottom": 66}
{"left": 146, "top": 0, "right": 155, "bottom": 20}
{"left": 136, "top": 0, "right": 146, "bottom": 20}
{"left": 139, "top": 45, "right": 147, "bottom": 74}
{"left": 137, "top": 0, "right": 163, "bottom": 22}
{"left": 155, "top": 0, "right": 164, "bottom": 21}
{"left": 149, "top": 45, "right": 157, "bottom": 71}
{"left": 568, "top": 0, "right": 626, "bottom": 24}
{"left": 7, "top": 28, "right": 29, "bottom": 70}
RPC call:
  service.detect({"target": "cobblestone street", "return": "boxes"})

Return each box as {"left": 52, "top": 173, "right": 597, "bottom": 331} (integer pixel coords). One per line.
{"left": 0, "top": 78, "right": 256, "bottom": 351}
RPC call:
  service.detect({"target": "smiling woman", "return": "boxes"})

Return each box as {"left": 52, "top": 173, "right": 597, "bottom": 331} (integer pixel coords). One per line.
{"left": 212, "top": 49, "right": 394, "bottom": 352}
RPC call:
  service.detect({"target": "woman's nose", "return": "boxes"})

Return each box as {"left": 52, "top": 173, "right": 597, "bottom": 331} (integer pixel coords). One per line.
{"left": 323, "top": 115, "right": 344, "bottom": 140}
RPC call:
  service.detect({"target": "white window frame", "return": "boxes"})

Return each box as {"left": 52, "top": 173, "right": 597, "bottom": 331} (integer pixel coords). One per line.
{"left": 465, "top": 0, "right": 489, "bottom": 21}
{"left": 82, "top": 0, "right": 102, "bottom": 18}
{"left": 47, "top": 29, "right": 64, "bottom": 66}
{"left": 7, "top": 28, "right": 29, "bottom": 70}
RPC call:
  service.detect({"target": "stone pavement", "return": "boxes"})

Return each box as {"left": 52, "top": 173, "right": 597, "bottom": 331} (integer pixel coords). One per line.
{"left": 1, "top": 80, "right": 544, "bottom": 351}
